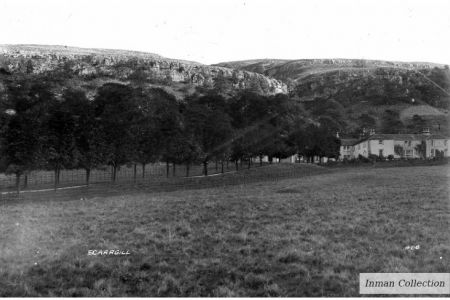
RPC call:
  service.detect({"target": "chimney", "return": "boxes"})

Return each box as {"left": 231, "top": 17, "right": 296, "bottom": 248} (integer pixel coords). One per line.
{"left": 422, "top": 128, "right": 430, "bottom": 135}
{"left": 369, "top": 128, "right": 375, "bottom": 136}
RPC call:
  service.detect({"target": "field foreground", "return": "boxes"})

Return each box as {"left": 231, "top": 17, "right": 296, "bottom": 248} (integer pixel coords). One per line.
{"left": 0, "top": 165, "right": 449, "bottom": 296}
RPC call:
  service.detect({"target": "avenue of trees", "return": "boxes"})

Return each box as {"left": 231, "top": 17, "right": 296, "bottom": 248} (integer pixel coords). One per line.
{"left": 0, "top": 79, "right": 340, "bottom": 191}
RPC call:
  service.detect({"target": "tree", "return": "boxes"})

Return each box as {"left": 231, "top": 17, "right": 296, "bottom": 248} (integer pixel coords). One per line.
{"left": 0, "top": 78, "right": 52, "bottom": 192}
{"left": 166, "top": 132, "right": 201, "bottom": 177}
{"left": 290, "top": 124, "right": 340, "bottom": 162}
{"left": 228, "top": 92, "right": 268, "bottom": 166}
{"left": 381, "top": 110, "right": 404, "bottom": 133}
{"left": 358, "top": 113, "right": 376, "bottom": 130}
{"left": 184, "top": 93, "right": 233, "bottom": 176}
{"left": 145, "top": 90, "right": 184, "bottom": 178}
{"left": 63, "top": 89, "right": 103, "bottom": 185}
{"left": 132, "top": 88, "right": 170, "bottom": 179}
{"left": 42, "top": 99, "right": 78, "bottom": 189}
{"left": 415, "top": 141, "right": 426, "bottom": 159}
{"left": 407, "top": 114, "right": 427, "bottom": 133}
{"left": 93, "top": 83, "right": 139, "bottom": 182}
{"left": 394, "top": 144, "right": 404, "bottom": 157}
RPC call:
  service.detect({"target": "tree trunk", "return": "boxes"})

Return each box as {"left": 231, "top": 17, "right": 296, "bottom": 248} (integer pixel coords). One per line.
{"left": 133, "top": 164, "right": 137, "bottom": 183}
{"left": 186, "top": 163, "right": 190, "bottom": 177}
{"left": 166, "top": 161, "right": 169, "bottom": 178}
{"left": 248, "top": 159, "right": 251, "bottom": 169}
{"left": 15, "top": 173, "right": 20, "bottom": 195}
{"left": 85, "top": 168, "right": 91, "bottom": 186}
{"left": 221, "top": 161, "right": 224, "bottom": 173}
{"left": 54, "top": 168, "right": 59, "bottom": 191}
{"left": 111, "top": 165, "right": 114, "bottom": 181}
{"left": 226, "top": 160, "right": 229, "bottom": 169}
{"left": 142, "top": 164, "right": 146, "bottom": 179}
{"left": 173, "top": 163, "right": 176, "bottom": 177}
{"left": 235, "top": 160, "right": 239, "bottom": 171}
{"left": 259, "top": 156, "right": 263, "bottom": 166}
{"left": 215, "top": 160, "right": 218, "bottom": 171}
{"left": 203, "top": 161, "right": 208, "bottom": 176}
{"left": 112, "top": 165, "right": 117, "bottom": 183}
{"left": 23, "top": 173, "right": 28, "bottom": 189}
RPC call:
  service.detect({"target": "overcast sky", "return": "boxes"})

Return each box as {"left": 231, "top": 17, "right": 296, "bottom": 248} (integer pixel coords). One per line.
{"left": 1, "top": 0, "right": 449, "bottom": 65}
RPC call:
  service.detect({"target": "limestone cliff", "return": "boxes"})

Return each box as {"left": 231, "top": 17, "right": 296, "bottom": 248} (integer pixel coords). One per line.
{"left": 216, "top": 58, "right": 450, "bottom": 107}
{"left": 216, "top": 58, "right": 450, "bottom": 135}
{"left": 0, "top": 45, "right": 287, "bottom": 97}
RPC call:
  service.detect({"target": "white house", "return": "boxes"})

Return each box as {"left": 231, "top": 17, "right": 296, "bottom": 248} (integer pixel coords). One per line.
{"left": 340, "top": 138, "right": 358, "bottom": 160}
{"left": 339, "top": 129, "right": 450, "bottom": 160}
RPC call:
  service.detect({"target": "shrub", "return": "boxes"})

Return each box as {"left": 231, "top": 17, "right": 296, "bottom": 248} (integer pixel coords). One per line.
{"left": 368, "top": 154, "right": 378, "bottom": 162}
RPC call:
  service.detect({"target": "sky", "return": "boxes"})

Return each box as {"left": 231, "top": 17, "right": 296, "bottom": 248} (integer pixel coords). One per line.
{"left": 1, "top": 0, "right": 449, "bottom": 65}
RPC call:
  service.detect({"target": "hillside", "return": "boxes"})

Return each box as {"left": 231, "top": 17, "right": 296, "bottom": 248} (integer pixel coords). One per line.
{"left": 0, "top": 45, "right": 287, "bottom": 99}
{"left": 215, "top": 58, "right": 446, "bottom": 82}
{"left": 216, "top": 59, "right": 450, "bottom": 136}
{"left": 1, "top": 45, "right": 449, "bottom": 137}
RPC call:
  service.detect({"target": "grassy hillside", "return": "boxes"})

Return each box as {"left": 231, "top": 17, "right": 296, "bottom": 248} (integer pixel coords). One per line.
{"left": 0, "top": 164, "right": 448, "bottom": 296}
{"left": 1, "top": 45, "right": 449, "bottom": 136}
{"left": 216, "top": 58, "right": 446, "bottom": 82}
{"left": 216, "top": 59, "right": 450, "bottom": 136}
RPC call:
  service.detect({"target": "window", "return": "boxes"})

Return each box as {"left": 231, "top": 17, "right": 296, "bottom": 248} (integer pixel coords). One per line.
{"left": 379, "top": 140, "right": 383, "bottom": 145}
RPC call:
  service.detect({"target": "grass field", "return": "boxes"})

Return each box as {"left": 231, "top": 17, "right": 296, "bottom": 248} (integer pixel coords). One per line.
{"left": 0, "top": 164, "right": 448, "bottom": 296}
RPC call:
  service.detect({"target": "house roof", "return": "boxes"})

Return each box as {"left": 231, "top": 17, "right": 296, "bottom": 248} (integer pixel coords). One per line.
{"left": 340, "top": 133, "right": 449, "bottom": 146}
{"left": 364, "top": 133, "right": 448, "bottom": 141}
{"left": 340, "top": 139, "right": 358, "bottom": 146}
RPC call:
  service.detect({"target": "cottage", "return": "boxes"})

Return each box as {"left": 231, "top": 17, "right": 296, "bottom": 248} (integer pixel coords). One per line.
{"left": 339, "top": 138, "right": 358, "bottom": 160}
{"left": 339, "top": 129, "right": 450, "bottom": 160}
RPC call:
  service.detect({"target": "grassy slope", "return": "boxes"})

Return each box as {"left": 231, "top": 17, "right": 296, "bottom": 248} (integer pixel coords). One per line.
{"left": 0, "top": 164, "right": 448, "bottom": 296}
{"left": 215, "top": 59, "right": 445, "bottom": 82}
{"left": 216, "top": 59, "right": 450, "bottom": 136}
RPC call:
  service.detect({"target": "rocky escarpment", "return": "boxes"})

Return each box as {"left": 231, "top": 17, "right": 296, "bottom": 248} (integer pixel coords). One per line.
{"left": 216, "top": 58, "right": 450, "bottom": 107}
{"left": 216, "top": 58, "right": 445, "bottom": 81}
{"left": 0, "top": 45, "right": 287, "bottom": 96}
{"left": 217, "top": 58, "right": 450, "bottom": 136}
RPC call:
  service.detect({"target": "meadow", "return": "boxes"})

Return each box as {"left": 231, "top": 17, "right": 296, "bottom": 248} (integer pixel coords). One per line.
{"left": 0, "top": 164, "right": 448, "bottom": 296}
